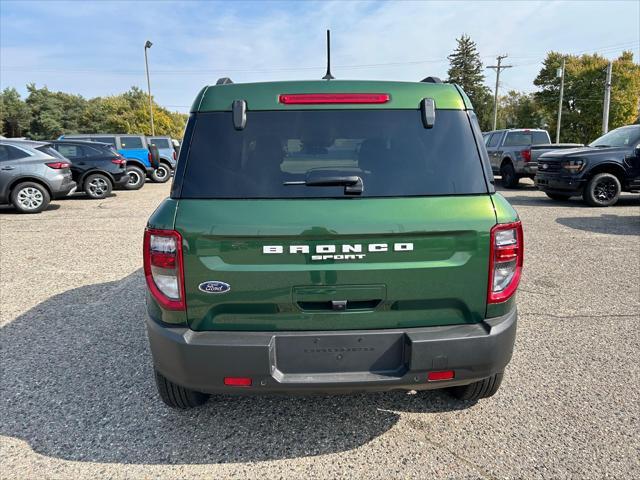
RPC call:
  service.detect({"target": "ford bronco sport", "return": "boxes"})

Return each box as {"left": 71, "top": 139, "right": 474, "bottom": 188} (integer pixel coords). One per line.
{"left": 144, "top": 78, "right": 523, "bottom": 408}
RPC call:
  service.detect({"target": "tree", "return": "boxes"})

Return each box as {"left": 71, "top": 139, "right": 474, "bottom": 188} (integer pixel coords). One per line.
{"left": 16, "top": 84, "right": 187, "bottom": 140}
{"left": 534, "top": 51, "right": 640, "bottom": 144}
{"left": 0, "top": 88, "right": 31, "bottom": 137}
{"left": 497, "top": 90, "right": 548, "bottom": 129}
{"left": 446, "top": 34, "right": 493, "bottom": 130}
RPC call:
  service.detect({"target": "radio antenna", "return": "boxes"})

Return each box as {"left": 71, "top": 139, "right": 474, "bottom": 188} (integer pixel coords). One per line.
{"left": 322, "top": 29, "right": 335, "bottom": 80}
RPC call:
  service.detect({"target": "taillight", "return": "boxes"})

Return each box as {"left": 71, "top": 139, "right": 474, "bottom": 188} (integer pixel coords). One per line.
{"left": 521, "top": 149, "right": 531, "bottom": 162}
{"left": 148, "top": 151, "right": 152, "bottom": 163}
{"left": 143, "top": 228, "right": 185, "bottom": 310}
{"left": 46, "top": 161, "right": 71, "bottom": 169}
{"left": 111, "top": 158, "right": 126, "bottom": 166}
{"left": 279, "top": 93, "right": 390, "bottom": 104}
{"left": 173, "top": 150, "right": 177, "bottom": 161}
{"left": 488, "top": 222, "right": 523, "bottom": 304}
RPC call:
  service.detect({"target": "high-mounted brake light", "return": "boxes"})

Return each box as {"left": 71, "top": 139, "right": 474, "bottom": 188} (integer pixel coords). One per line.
{"left": 143, "top": 228, "right": 185, "bottom": 310}
{"left": 279, "top": 93, "right": 390, "bottom": 104}
{"left": 488, "top": 221, "right": 524, "bottom": 303}
{"left": 46, "top": 161, "right": 71, "bottom": 169}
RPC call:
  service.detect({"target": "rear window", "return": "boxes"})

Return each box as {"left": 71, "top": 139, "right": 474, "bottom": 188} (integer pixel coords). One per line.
{"left": 178, "top": 109, "right": 488, "bottom": 199}
{"left": 120, "top": 136, "right": 144, "bottom": 149}
{"left": 92, "top": 136, "right": 117, "bottom": 147}
{"left": 504, "top": 131, "right": 549, "bottom": 146}
{"left": 37, "top": 146, "right": 65, "bottom": 159}
{"left": 150, "top": 138, "right": 171, "bottom": 149}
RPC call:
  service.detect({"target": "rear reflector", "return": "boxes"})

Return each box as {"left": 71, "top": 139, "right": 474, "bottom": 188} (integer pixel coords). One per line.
{"left": 224, "top": 377, "right": 252, "bottom": 387}
{"left": 427, "top": 370, "right": 455, "bottom": 381}
{"left": 279, "top": 93, "right": 390, "bottom": 104}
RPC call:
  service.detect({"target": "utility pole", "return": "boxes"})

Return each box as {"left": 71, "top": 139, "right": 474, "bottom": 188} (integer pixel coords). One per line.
{"left": 602, "top": 61, "right": 612, "bottom": 134}
{"left": 556, "top": 58, "right": 565, "bottom": 143}
{"left": 487, "top": 55, "right": 512, "bottom": 131}
{"left": 144, "top": 40, "right": 155, "bottom": 136}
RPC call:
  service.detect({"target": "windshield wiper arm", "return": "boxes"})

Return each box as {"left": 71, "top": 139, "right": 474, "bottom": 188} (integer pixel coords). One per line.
{"left": 284, "top": 175, "right": 364, "bottom": 195}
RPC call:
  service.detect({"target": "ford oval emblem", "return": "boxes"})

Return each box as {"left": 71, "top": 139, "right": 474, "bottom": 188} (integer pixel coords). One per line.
{"left": 198, "top": 281, "right": 231, "bottom": 294}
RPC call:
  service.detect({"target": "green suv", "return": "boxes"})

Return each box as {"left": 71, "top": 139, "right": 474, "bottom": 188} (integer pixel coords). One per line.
{"left": 144, "top": 78, "right": 523, "bottom": 408}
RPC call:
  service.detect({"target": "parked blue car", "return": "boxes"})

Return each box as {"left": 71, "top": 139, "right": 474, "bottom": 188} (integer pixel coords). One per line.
{"left": 59, "top": 134, "right": 161, "bottom": 189}
{"left": 147, "top": 136, "right": 178, "bottom": 183}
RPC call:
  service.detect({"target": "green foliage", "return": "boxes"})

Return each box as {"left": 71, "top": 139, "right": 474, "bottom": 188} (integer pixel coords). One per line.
{"left": 534, "top": 51, "right": 640, "bottom": 143}
{"left": 446, "top": 34, "right": 493, "bottom": 130}
{"left": 0, "top": 85, "right": 187, "bottom": 140}
{"left": 0, "top": 87, "right": 31, "bottom": 137}
{"left": 497, "top": 91, "right": 548, "bottom": 129}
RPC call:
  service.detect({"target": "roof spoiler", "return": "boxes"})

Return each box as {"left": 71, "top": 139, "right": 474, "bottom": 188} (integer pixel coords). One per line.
{"left": 216, "top": 77, "right": 233, "bottom": 85}
{"left": 420, "top": 76, "right": 442, "bottom": 83}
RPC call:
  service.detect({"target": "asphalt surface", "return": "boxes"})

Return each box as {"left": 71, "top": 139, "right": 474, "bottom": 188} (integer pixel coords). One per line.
{"left": 1, "top": 181, "right": 639, "bottom": 479}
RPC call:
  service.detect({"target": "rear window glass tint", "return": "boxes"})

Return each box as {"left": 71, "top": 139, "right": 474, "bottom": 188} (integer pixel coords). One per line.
{"left": 37, "top": 146, "right": 65, "bottom": 159}
{"left": 120, "top": 136, "right": 144, "bottom": 149}
{"left": 179, "top": 109, "right": 487, "bottom": 199}
{"left": 531, "top": 131, "right": 550, "bottom": 144}
{"left": 487, "top": 133, "right": 501, "bottom": 147}
{"left": 150, "top": 138, "right": 171, "bottom": 148}
{"left": 0, "top": 145, "right": 30, "bottom": 161}
{"left": 56, "top": 144, "right": 81, "bottom": 158}
{"left": 92, "top": 137, "right": 117, "bottom": 146}
{"left": 504, "top": 131, "right": 549, "bottom": 146}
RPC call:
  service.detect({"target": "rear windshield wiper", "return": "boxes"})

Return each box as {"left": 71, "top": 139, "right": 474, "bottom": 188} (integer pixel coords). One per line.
{"left": 284, "top": 175, "right": 364, "bottom": 195}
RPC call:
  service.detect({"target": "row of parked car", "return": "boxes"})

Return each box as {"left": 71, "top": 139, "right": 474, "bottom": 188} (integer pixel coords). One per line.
{"left": 0, "top": 134, "right": 179, "bottom": 213}
{"left": 482, "top": 124, "right": 640, "bottom": 207}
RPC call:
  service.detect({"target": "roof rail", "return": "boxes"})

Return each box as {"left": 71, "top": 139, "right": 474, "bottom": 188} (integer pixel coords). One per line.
{"left": 420, "top": 76, "right": 442, "bottom": 84}
{"left": 216, "top": 77, "right": 233, "bottom": 85}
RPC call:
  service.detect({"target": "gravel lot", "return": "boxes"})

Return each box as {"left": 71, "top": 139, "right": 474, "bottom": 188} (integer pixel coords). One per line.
{"left": 1, "top": 181, "right": 639, "bottom": 479}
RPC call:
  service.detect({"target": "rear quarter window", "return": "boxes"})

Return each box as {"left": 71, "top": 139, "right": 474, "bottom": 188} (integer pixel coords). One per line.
{"left": 120, "top": 136, "right": 144, "bottom": 149}
{"left": 150, "top": 138, "right": 171, "bottom": 149}
{"left": 177, "top": 109, "right": 488, "bottom": 199}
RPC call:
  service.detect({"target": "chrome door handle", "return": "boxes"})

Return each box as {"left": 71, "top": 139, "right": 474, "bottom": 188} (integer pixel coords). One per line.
{"left": 1, "top": 166, "right": 15, "bottom": 170}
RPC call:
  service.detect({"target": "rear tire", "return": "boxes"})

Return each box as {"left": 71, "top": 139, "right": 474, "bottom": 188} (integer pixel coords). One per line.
{"left": 545, "top": 192, "right": 572, "bottom": 201}
{"left": 124, "top": 165, "right": 145, "bottom": 190}
{"left": 150, "top": 162, "right": 171, "bottom": 183}
{"left": 10, "top": 182, "right": 51, "bottom": 214}
{"left": 500, "top": 163, "right": 519, "bottom": 188}
{"left": 84, "top": 173, "right": 113, "bottom": 199}
{"left": 154, "top": 370, "right": 209, "bottom": 409}
{"left": 583, "top": 173, "right": 621, "bottom": 207}
{"left": 448, "top": 372, "right": 503, "bottom": 401}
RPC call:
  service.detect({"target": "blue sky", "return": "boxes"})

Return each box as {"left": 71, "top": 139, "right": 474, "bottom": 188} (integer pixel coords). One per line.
{"left": 1, "top": 0, "right": 638, "bottom": 113}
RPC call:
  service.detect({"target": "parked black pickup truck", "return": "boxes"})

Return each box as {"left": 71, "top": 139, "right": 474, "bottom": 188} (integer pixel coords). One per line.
{"left": 536, "top": 125, "right": 640, "bottom": 206}
{"left": 484, "top": 128, "right": 582, "bottom": 188}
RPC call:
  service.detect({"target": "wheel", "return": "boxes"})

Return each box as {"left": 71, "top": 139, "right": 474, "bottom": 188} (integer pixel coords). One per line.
{"left": 500, "top": 163, "right": 520, "bottom": 188}
{"left": 545, "top": 192, "right": 572, "bottom": 201}
{"left": 154, "top": 370, "right": 209, "bottom": 409}
{"left": 10, "top": 182, "right": 51, "bottom": 214}
{"left": 124, "top": 165, "right": 145, "bottom": 190}
{"left": 150, "top": 162, "right": 171, "bottom": 183}
{"left": 84, "top": 173, "right": 113, "bottom": 199}
{"left": 584, "top": 173, "right": 621, "bottom": 207}
{"left": 448, "top": 372, "right": 503, "bottom": 401}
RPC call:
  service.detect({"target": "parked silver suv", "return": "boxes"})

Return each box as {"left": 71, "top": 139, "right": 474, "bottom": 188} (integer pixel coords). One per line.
{"left": 0, "top": 139, "right": 77, "bottom": 213}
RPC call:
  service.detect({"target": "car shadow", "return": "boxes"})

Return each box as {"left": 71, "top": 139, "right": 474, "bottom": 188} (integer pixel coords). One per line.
{"left": 0, "top": 270, "right": 474, "bottom": 465}
{"left": 505, "top": 194, "right": 640, "bottom": 208}
{"left": 556, "top": 214, "right": 640, "bottom": 236}
{"left": 0, "top": 203, "right": 61, "bottom": 214}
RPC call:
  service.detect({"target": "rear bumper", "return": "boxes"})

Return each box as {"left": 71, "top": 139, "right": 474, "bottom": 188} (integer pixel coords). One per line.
{"left": 113, "top": 171, "right": 130, "bottom": 188}
{"left": 146, "top": 309, "right": 517, "bottom": 394}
